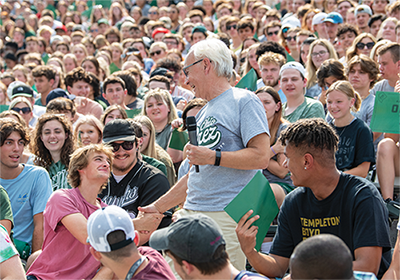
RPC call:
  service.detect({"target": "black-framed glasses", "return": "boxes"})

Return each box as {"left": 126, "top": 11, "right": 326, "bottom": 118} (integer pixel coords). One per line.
{"left": 356, "top": 42, "right": 375, "bottom": 50}
{"left": 227, "top": 24, "right": 237, "bottom": 30}
{"left": 286, "top": 35, "right": 297, "bottom": 41}
{"left": 183, "top": 58, "right": 205, "bottom": 77}
{"left": 110, "top": 141, "right": 135, "bottom": 152}
{"left": 150, "top": 50, "right": 162, "bottom": 56}
{"left": 11, "top": 107, "right": 31, "bottom": 114}
{"left": 267, "top": 30, "right": 279, "bottom": 36}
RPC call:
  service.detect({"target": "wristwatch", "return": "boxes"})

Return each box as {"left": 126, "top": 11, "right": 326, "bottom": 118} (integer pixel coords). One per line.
{"left": 214, "top": 149, "right": 221, "bottom": 166}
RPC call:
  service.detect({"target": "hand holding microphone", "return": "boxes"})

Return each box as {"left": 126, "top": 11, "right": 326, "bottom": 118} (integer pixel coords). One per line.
{"left": 186, "top": 116, "right": 199, "bottom": 172}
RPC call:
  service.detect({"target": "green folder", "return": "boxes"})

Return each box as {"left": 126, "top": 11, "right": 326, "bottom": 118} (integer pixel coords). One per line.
{"left": 125, "top": 109, "right": 142, "bottom": 119}
{"left": 168, "top": 129, "right": 189, "bottom": 151}
{"left": 224, "top": 171, "right": 279, "bottom": 251}
{"left": 235, "top": 68, "right": 258, "bottom": 92}
{"left": 370, "top": 91, "right": 400, "bottom": 134}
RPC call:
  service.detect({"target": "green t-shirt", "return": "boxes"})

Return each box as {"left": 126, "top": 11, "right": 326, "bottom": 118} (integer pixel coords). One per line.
{"left": 0, "top": 186, "right": 13, "bottom": 227}
{"left": 109, "top": 62, "right": 120, "bottom": 74}
{"left": 283, "top": 97, "right": 325, "bottom": 123}
{"left": 142, "top": 155, "right": 167, "bottom": 177}
{"left": 48, "top": 161, "right": 71, "bottom": 191}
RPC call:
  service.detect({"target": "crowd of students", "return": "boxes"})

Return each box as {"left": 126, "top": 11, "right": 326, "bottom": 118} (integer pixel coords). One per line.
{"left": 0, "top": 0, "right": 400, "bottom": 278}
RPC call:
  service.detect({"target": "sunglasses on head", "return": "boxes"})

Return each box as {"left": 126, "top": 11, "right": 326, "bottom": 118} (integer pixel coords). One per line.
{"left": 286, "top": 35, "right": 297, "bottom": 41}
{"left": 150, "top": 50, "right": 162, "bottom": 56}
{"left": 110, "top": 141, "right": 135, "bottom": 152}
{"left": 282, "top": 27, "right": 290, "bottom": 33}
{"left": 227, "top": 24, "right": 237, "bottom": 30}
{"left": 11, "top": 107, "right": 31, "bottom": 114}
{"left": 267, "top": 30, "right": 279, "bottom": 36}
{"left": 356, "top": 42, "right": 375, "bottom": 49}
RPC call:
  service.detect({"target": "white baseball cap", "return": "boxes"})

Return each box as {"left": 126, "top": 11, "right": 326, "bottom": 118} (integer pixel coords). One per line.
{"left": 312, "top": 12, "right": 327, "bottom": 26}
{"left": 280, "top": 62, "right": 306, "bottom": 78}
{"left": 87, "top": 205, "right": 136, "bottom": 252}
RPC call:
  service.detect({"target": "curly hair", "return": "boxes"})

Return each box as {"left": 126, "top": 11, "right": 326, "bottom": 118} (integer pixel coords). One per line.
{"left": 32, "top": 114, "right": 76, "bottom": 170}
{"left": 279, "top": 118, "right": 339, "bottom": 154}
{"left": 0, "top": 118, "right": 29, "bottom": 146}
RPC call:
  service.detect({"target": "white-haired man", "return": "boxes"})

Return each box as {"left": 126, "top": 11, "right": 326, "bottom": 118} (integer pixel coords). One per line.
{"left": 140, "top": 38, "right": 270, "bottom": 270}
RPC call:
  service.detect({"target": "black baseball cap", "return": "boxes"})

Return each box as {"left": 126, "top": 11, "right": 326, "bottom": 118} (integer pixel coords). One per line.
{"left": 46, "top": 88, "right": 75, "bottom": 105}
{"left": 103, "top": 119, "right": 136, "bottom": 144}
{"left": 12, "top": 85, "right": 34, "bottom": 98}
{"left": 149, "top": 214, "right": 226, "bottom": 263}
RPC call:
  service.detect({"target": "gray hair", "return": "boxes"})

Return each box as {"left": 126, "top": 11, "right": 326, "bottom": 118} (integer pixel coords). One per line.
{"left": 189, "top": 38, "right": 233, "bottom": 79}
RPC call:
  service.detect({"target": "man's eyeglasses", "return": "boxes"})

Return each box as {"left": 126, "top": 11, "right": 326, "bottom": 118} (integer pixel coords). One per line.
{"left": 286, "top": 35, "right": 297, "bottom": 41}
{"left": 227, "top": 24, "right": 237, "bottom": 30}
{"left": 356, "top": 42, "right": 375, "bottom": 50}
{"left": 11, "top": 107, "right": 31, "bottom": 114}
{"left": 150, "top": 50, "right": 162, "bottom": 56}
{"left": 267, "top": 30, "right": 279, "bottom": 36}
{"left": 183, "top": 58, "right": 205, "bottom": 77}
{"left": 110, "top": 141, "right": 135, "bottom": 152}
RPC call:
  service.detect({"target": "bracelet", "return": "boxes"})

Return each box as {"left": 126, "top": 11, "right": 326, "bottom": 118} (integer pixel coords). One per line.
{"left": 271, "top": 147, "right": 277, "bottom": 155}
{"left": 214, "top": 149, "right": 221, "bottom": 166}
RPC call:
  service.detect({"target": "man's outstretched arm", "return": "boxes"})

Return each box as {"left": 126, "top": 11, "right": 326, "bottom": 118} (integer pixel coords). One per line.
{"left": 236, "top": 210, "right": 290, "bottom": 278}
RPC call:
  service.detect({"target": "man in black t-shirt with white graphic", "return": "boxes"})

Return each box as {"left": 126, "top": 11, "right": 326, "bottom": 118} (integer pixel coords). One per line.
{"left": 99, "top": 119, "right": 170, "bottom": 244}
{"left": 236, "top": 118, "right": 391, "bottom": 279}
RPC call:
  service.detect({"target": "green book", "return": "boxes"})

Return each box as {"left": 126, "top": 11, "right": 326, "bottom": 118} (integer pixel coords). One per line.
{"left": 370, "top": 91, "right": 400, "bottom": 134}
{"left": 125, "top": 109, "right": 142, "bottom": 118}
{"left": 168, "top": 129, "right": 189, "bottom": 151}
{"left": 224, "top": 171, "right": 279, "bottom": 251}
{"left": 235, "top": 68, "right": 258, "bottom": 92}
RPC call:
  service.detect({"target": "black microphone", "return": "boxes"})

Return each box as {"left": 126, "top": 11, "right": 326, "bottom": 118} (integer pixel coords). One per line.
{"left": 186, "top": 116, "right": 199, "bottom": 172}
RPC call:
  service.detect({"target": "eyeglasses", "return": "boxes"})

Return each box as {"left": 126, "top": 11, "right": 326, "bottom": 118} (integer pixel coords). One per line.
{"left": 183, "top": 58, "right": 205, "bottom": 77}
{"left": 356, "top": 42, "right": 375, "bottom": 50}
{"left": 150, "top": 50, "right": 162, "bottom": 56}
{"left": 311, "top": 50, "right": 328, "bottom": 57}
{"left": 227, "top": 24, "right": 237, "bottom": 30}
{"left": 90, "top": 29, "right": 98, "bottom": 32}
{"left": 110, "top": 141, "right": 135, "bottom": 152}
{"left": 286, "top": 35, "right": 297, "bottom": 41}
{"left": 11, "top": 107, "right": 31, "bottom": 114}
{"left": 267, "top": 30, "right": 279, "bottom": 36}
{"left": 149, "top": 11, "right": 158, "bottom": 15}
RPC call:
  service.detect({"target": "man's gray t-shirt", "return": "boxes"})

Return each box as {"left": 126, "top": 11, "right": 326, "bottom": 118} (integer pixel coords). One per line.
{"left": 370, "top": 79, "right": 394, "bottom": 96}
{"left": 353, "top": 93, "right": 374, "bottom": 126}
{"left": 185, "top": 87, "right": 270, "bottom": 212}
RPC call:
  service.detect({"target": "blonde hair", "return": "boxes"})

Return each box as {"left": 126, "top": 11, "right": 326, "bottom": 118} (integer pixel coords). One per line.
{"left": 74, "top": 115, "right": 104, "bottom": 147}
{"left": 377, "top": 17, "right": 398, "bottom": 40}
{"left": 345, "top": 33, "right": 377, "bottom": 63}
{"left": 12, "top": 65, "right": 34, "bottom": 86}
{"left": 326, "top": 80, "right": 361, "bottom": 113}
{"left": 306, "top": 39, "right": 338, "bottom": 89}
{"left": 143, "top": 88, "right": 178, "bottom": 125}
{"left": 133, "top": 115, "right": 157, "bottom": 159}
{"left": 68, "top": 144, "right": 113, "bottom": 188}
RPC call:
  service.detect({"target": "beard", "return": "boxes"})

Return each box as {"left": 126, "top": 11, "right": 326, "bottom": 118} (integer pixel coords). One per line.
{"left": 263, "top": 78, "right": 279, "bottom": 88}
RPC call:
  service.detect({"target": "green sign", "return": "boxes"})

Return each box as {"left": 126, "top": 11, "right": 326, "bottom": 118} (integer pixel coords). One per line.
{"left": 125, "top": 109, "right": 142, "bottom": 119}
{"left": 370, "top": 91, "right": 400, "bottom": 134}
{"left": 224, "top": 171, "right": 279, "bottom": 251}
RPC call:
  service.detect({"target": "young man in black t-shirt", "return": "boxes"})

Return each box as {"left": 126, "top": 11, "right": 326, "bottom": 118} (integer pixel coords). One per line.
{"left": 99, "top": 119, "right": 171, "bottom": 244}
{"left": 236, "top": 118, "right": 391, "bottom": 279}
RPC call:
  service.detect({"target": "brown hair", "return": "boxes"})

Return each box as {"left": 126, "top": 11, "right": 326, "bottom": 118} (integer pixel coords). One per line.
{"left": 68, "top": 144, "right": 113, "bottom": 188}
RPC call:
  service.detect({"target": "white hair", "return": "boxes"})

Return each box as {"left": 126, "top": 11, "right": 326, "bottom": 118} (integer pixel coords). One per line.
{"left": 189, "top": 38, "right": 233, "bottom": 79}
